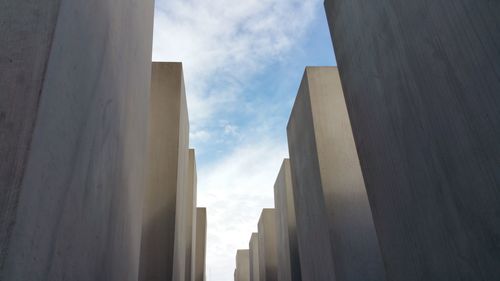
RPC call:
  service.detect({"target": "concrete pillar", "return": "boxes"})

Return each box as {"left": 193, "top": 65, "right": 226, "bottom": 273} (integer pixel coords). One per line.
{"left": 324, "top": 1, "right": 500, "bottom": 280}
{"left": 249, "top": 233, "right": 260, "bottom": 281}
{"left": 186, "top": 149, "right": 197, "bottom": 281}
{"left": 258, "top": 209, "right": 278, "bottom": 281}
{"left": 273, "top": 159, "right": 301, "bottom": 281}
{"left": 287, "top": 67, "right": 385, "bottom": 281}
{"left": 235, "top": 250, "right": 250, "bottom": 281}
{"left": 0, "top": 1, "right": 154, "bottom": 280}
{"left": 139, "top": 62, "right": 189, "bottom": 281}
{"left": 194, "top": 208, "right": 207, "bottom": 281}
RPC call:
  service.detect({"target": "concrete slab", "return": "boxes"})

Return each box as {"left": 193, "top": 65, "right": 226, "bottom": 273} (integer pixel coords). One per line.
{"left": 249, "top": 233, "right": 260, "bottom": 281}
{"left": 287, "top": 67, "right": 386, "bottom": 281}
{"left": 186, "top": 149, "right": 197, "bottom": 281}
{"left": 194, "top": 208, "right": 207, "bottom": 281}
{"left": 258, "top": 209, "right": 278, "bottom": 281}
{"left": 139, "top": 62, "right": 189, "bottom": 281}
{"left": 274, "top": 159, "right": 301, "bottom": 281}
{"left": 324, "top": 1, "right": 500, "bottom": 279}
{"left": 235, "top": 250, "right": 250, "bottom": 281}
{"left": 0, "top": 0, "right": 154, "bottom": 280}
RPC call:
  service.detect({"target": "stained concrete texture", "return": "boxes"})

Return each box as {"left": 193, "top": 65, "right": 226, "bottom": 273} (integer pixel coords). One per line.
{"left": 249, "top": 233, "right": 260, "bottom": 281}
{"left": 287, "top": 67, "right": 386, "bottom": 281}
{"left": 324, "top": 1, "right": 500, "bottom": 280}
{"left": 139, "top": 62, "right": 189, "bottom": 281}
{"left": 258, "top": 209, "right": 278, "bottom": 281}
{"left": 194, "top": 208, "right": 207, "bottom": 281}
{"left": 0, "top": 0, "right": 154, "bottom": 280}
{"left": 273, "top": 159, "right": 301, "bottom": 281}
{"left": 186, "top": 149, "right": 197, "bottom": 281}
{"left": 235, "top": 250, "right": 250, "bottom": 281}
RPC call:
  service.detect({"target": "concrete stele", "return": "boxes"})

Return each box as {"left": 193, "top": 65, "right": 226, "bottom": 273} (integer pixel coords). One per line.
{"left": 258, "top": 209, "right": 278, "bottom": 281}
{"left": 325, "top": 1, "right": 500, "bottom": 279}
{"left": 194, "top": 208, "right": 207, "bottom": 281}
{"left": 249, "top": 233, "right": 260, "bottom": 281}
{"left": 287, "top": 67, "right": 386, "bottom": 281}
{"left": 139, "top": 62, "right": 189, "bottom": 281}
{"left": 274, "top": 159, "right": 301, "bottom": 281}
{"left": 235, "top": 250, "right": 250, "bottom": 281}
{"left": 0, "top": 1, "right": 154, "bottom": 280}
{"left": 186, "top": 149, "right": 197, "bottom": 281}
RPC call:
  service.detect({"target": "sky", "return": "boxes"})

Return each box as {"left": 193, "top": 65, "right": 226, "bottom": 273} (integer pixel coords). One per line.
{"left": 152, "top": 0, "right": 336, "bottom": 280}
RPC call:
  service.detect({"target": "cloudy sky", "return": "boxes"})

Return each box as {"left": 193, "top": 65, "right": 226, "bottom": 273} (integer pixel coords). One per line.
{"left": 152, "top": 0, "right": 335, "bottom": 279}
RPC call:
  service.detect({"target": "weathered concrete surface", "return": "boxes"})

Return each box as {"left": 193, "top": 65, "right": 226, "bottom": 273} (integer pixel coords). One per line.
{"left": 258, "top": 209, "right": 278, "bottom": 281}
{"left": 194, "top": 207, "right": 207, "bottom": 281}
{"left": 287, "top": 67, "right": 386, "bottom": 281}
{"left": 249, "top": 233, "right": 260, "bottom": 281}
{"left": 235, "top": 250, "right": 250, "bottom": 281}
{"left": 186, "top": 149, "right": 197, "bottom": 281}
{"left": 0, "top": 0, "right": 154, "bottom": 280}
{"left": 325, "top": 1, "right": 500, "bottom": 280}
{"left": 273, "top": 159, "right": 301, "bottom": 281}
{"left": 139, "top": 62, "right": 189, "bottom": 281}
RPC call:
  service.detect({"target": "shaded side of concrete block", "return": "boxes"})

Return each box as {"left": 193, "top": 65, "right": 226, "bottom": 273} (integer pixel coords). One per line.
{"left": 249, "top": 233, "right": 260, "bottom": 281}
{"left": 325, "top": 0, "right": 500, "bottom": 279}
{"left": 236, "top": 249, "right": 250, "bottom": 281}
{"left": 274, "top": 159, "right": 301, "bottom": 281}
{"left": 194, "top": 208, "right": 207, "bottom": 281}
{"left": 186, "top": 149, "right": 197, "bottom": 281}
{"left": 258, "top": 209, "right": 278, "bottom": 281}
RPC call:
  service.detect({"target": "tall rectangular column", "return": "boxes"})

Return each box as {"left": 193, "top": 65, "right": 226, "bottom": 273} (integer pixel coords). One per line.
{"left": 325, "top": 1, "right": 500, "bottom": 280}
{"left": 249, "top": 233, "right": 260, "bottom": 281}
{"left": 186, "top": 149, "right": 197, "bottom": 281}
{"left": 257, "top": 209, "right": 278, "bottom": 281}
{"left": 287, "top": 67, "right": 385, "bottom": 281}
{"left": 139, "top": 62, "right": 189, "bottom": 281}
{"left": 0, "top": 1, "right": 154, "bottom": 280}
{"left": 273, "top": 159, "right": 301, "bottom": 281}
{"left": 235, "top": 250, "right": 250, "bottom": 281}
{"left": 194, "top": 208, "right": 207, "bottom": 281}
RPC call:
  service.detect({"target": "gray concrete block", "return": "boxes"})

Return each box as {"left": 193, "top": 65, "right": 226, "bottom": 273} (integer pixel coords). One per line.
{"left": 194, "top": 208, "right": 207, "bottom": 281}
{"left": 0, "top": 0, "right": 154, "bottom": 280}
{"left": 324, "top": 1, "right": 500, "bottom": 280}
{"left": 139, "top": 62, "right": 189, "bottom": 281}
{"left": 186, "top": 149, "right": 197, "bottom": 281}
{"left": 235, "top": 250, "right": 250, "bottom": 281}
{"left": 287, "top": 67, "right": 386, "bottom": 281}
{"left": 249, "top": 233, "right": 260, "bottom": 281}
{"left": 258, "top": 209, "right": 278, "bottom": 281}
{"left": 273, "top": 159, "right": 301, "bottom": 281}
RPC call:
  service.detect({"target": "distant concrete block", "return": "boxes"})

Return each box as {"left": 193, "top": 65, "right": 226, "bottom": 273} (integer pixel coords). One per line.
{"left": 274, "top": 159, "right": 301, "bottom": 281}
{"left": 0, "top": 1, "right": 154, "bottom": 280}
{"left": 235, "top": 250, "right": 250, "bottom": 281}
{"left": 186, "top": 149, "right": 197, "bottom": 281}
{"left": 194, "top": 208, "right": 207, "bottom": 281}
{"left": 139, "top": 62, "right": 189, "bottom": 281}
{"left": 324, "top": 1, "right": 500, "bottom": 280}
{"left": 258, "top": 209, "right": 278, "bottom": 281}
{"left": 249, "top": 233, "right": 260, "bottom": 281}
{"left": 287, "top": 67, "right": 385, "bottom": 281}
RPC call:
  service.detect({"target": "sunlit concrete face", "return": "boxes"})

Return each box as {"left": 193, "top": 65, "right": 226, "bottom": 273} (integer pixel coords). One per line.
{"left": 257, "top": 209, "right": 278, "bottom": 281}
{"left": 235, "top": 250, "right": 250, "bottom": 281}
{"left": 194, "top": 208, "right": 207, "bottom": 281}
{"left": 274, "top": 159, "right": 301, "bottom": 281}
{"left": 324, "top": 1, "right": 500, "bottom": 280}
{"left": 140, "top": 62, "right": 189, "bottom": 281}
{"left": 0, "top": 0, "right": 154, "bottom": 280}
{"left": 287, "top": 67, "right": 385, "bottom": 281}
{"left": 249, "top": 233, "right": 260, "bottom": 281}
